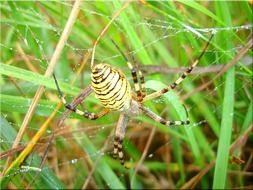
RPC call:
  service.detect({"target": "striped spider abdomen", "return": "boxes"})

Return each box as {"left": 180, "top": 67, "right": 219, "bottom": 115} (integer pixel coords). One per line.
{"left": 91, "top": 63, "right": 132, "bottom": 111}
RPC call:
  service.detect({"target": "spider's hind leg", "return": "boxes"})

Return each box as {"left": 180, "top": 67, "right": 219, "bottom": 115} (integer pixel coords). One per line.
{"left": 113, "top": 136, "right": 124, "bottom": 165}
{"left": 113, "top": 113, "right": 129, "bottom": 166}
{"left": 113, "top": 136, "right": 119, "bottom": 159}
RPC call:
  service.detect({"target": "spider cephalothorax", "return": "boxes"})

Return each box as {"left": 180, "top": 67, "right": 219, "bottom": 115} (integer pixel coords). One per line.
{"left": 53, "top": 34, "right": 213, "bottom": 167}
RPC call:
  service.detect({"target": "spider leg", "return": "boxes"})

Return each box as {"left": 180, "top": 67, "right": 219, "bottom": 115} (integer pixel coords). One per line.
{"left": 113, "top": 136, "right": 119, "bottom": 159}
{"left": 110, "top": 39, "right": 143, "bottom": 101}
{"left": 134, "top": 61, "right": 146, "bottom": 100}
{"left": 113, "top": 113, "right": 129, "bottom": 166}
{"left": 143, "top": 34, "right": 214, "bottom": 102}
{"left": 117, "top": 138, "right": 124, "bottom": 165}
{"left": 113, "top": 136, "right": 124, "bottom": 164}
{"left": 126, "top": 61, "right": 143, "bottom": 101}
{"left": 131, "top": 54, "right": 146, "bottom": 100}
{"left": 53, "top": 73, "right": 109, "bottom": 120}
{"left": 140, "top": 105, "right": 190, "bottom": 126}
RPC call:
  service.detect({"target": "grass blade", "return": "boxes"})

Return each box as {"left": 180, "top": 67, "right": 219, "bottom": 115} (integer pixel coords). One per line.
{"left": 0, "top": 62, "right": 79, "bottom": 95}
{"left": 212, "top": 2, "right": 234, "bottom": 188}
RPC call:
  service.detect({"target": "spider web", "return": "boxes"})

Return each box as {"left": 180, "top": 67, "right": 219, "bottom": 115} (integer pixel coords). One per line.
{"left": 1, "top": 1, "right": 252, "bottom": 189}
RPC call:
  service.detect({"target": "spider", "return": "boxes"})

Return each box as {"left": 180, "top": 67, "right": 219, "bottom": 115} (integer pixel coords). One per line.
{"left": 53, "top": 34, "right": 213, "bottom": 167}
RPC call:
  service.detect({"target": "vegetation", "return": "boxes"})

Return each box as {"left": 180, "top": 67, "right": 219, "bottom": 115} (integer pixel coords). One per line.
{"left": 0, "top": 1, "right": 252, "bottom": 189}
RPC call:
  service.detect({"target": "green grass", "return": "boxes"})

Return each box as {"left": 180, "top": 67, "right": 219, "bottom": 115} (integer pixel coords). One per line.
{"left": 213, "top": 2, "right": 235, "bottom": 189}
{"left": 1, "top": 1, "right": 252, "bottom": 189}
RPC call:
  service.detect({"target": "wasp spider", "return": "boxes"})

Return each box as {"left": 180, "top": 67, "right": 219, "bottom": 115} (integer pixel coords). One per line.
{"left": 53, "top": 34, "right": 213, "bottom": 167}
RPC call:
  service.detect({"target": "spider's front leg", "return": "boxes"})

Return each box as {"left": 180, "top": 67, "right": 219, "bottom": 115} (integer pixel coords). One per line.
{"left": 113, "top": 113, "right": 129, "bottom": 166}
{"left": 142, "top": 34, "right": 214, "bottom": 102}
{"left": 110, "top": 39, "right": 145, "bottom": 102}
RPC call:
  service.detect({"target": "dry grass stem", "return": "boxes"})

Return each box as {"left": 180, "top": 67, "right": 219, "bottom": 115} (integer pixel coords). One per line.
{"left": 180, "top": 125, "right": 253, "bottom": 189}
{"left": 2, "top": 0, "right": 82, "bottom": 177}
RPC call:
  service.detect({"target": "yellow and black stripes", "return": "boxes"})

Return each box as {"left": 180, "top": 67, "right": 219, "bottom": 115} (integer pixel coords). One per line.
{"left": 126, "top": 61, "right": 143, "bottom": 100}
{"left": 139, "top": 105, "right": 190, "bottom": 126}
{"left": 143, "top": 34, "right": 214, "bottom": 102}
{"left": 91, "top": 64, "right": 131, "bottom": 111}
{"left": 52, "top": 34, "right": 214, "bottom": 169}
{"left": 53, "top": 73, "right": 109, "bottom": 120}
{"left": 113, "top": 113, "right": 129, "bottom": 167}
{"left": 113, "top": 136, "right": 125, "bottom": 165}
